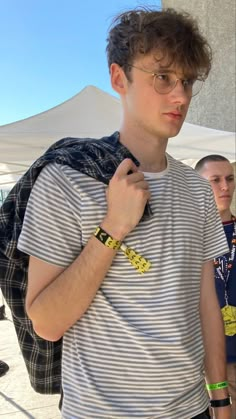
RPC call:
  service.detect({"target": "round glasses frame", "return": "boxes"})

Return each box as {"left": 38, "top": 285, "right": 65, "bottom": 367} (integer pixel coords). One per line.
{"left": 128, "top": 64, "right": 204, "bottom": 98}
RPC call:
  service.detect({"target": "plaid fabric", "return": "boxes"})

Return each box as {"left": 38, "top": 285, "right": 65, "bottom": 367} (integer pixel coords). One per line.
{"left": 0, "top": 132, "right": 151, "bottom": 394}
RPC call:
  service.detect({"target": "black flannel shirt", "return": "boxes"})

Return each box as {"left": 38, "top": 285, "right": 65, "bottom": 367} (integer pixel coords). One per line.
{"left": 0, "top": 131, "right": 152, "bottom": 394}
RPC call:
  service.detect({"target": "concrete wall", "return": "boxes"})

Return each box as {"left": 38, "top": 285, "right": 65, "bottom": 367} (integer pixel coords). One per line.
{"left": 162, "top": 0, "right": 236, "bottom": 132}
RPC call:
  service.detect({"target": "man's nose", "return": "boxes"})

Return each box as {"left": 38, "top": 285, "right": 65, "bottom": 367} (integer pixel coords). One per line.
{"left": 170, "top": 80, "right": 190, "bottom": 103}
{"left": 220, "top": 180, "right": 229, "bottom": 190}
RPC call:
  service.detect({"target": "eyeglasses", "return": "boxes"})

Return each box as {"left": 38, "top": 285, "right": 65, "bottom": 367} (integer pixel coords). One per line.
{"left": 128, "top": 65, "right": 204, "bottom": 97}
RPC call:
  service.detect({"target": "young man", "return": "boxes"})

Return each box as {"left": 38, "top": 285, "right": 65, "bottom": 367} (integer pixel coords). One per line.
{"left": 195, "top": 155, "right": 236, "bottom": 418}
{"left": 17, "top": 8, "right": 231, "bottom": 419}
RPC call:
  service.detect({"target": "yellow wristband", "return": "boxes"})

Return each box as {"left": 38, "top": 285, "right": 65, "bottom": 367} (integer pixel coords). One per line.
{"left": 120, "top": 243, "right": 151, "bottom": 274}
{"left": 94, "top": 227, "right": 121, "bottom": 250}
{"left": 94, "top": 226, "right": 151, "bottom": 274}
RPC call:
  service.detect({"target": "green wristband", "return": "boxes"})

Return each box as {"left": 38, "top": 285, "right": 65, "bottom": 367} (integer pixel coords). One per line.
{"left": 206, "top": 381, "right": 228, "bottom": 391}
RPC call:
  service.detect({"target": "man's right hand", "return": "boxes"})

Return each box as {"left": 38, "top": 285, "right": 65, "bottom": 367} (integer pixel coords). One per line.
{"left": 101, "top": 158, "right": 151, "bottom": 240}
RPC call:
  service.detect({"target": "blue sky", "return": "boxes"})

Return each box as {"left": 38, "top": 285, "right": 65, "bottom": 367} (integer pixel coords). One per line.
{"left": 0, "top": 0, "right": 161, "bottom": 126}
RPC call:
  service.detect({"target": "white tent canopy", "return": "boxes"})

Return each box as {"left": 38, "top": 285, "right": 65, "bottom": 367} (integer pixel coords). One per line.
{"left": 0, "top": 85, "right": 235, "bottom": 190}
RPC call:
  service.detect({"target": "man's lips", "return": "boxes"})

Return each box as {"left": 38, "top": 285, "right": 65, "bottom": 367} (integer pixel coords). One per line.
{"left": 163, "top": 111, "right": 182, "bottom": 119}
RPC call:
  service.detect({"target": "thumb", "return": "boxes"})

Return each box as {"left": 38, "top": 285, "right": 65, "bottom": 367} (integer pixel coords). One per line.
{"left": 115, "top": 158, "right": 139, "bottom": 177}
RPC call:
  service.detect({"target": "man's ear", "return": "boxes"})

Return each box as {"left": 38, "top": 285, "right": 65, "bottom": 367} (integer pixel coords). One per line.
{"left": 110, "top": 63, "right": 128, "bottom": 94}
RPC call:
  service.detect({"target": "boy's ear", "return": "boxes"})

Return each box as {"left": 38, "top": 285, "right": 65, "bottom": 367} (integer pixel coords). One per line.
{"left": 110, "top": 63, "right": 128, "bottom": 94}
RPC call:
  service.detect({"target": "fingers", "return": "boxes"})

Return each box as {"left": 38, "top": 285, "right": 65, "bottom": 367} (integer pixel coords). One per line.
{"left": 126, "top": 171, "right": 147, "bottom": 186}
{"left": 114, "top": 159, "right": 149, "bottom": 188}
{"left": 103, "top": 159, "right": 151, "bottom": 237}
{"left": 114, "top": 158, "right": 139, "bottom": 177}
{"left": 113, "top": 159, "right": 146, "bottom": 185}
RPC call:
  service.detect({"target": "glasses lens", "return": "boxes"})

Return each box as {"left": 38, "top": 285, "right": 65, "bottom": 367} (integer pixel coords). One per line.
{"left": 154, "top": 75, "right": 204, "bottom": 97}
{"left": 191, "top": 79, "right": 204, "bottom": 97}
{"left": 154, "top": 74, "right": 174, "bottom": 94}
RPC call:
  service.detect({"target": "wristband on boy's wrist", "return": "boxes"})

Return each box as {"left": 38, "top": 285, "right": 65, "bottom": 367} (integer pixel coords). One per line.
{"left": 94, "top": 226, "right": 151, "bottom": 274}
{"left": 210, "top": 396, "right": 232, "bottom": 408}
{"left": 205, "top": 381, "right": 228, "bottom": 391}
{"left": 94, "top": 226, "right": 121, "bottom": 250}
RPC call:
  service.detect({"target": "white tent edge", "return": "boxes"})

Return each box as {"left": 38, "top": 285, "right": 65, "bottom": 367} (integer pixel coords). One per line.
{"left": 0, "top": 85, "right": 235, "bottom": 190}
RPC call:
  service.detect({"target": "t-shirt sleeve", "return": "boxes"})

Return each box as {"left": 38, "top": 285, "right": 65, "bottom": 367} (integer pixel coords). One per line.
{"left": 17, "top": 163, "right": 82, "bottom": 267}
{"left": 203, "top": 186, "right": 229, "bottom": 261}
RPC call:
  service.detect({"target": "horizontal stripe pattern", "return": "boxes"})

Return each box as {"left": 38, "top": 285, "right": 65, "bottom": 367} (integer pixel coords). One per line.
{"left": 18, "top": 154, "right": 228, "bottom": 418}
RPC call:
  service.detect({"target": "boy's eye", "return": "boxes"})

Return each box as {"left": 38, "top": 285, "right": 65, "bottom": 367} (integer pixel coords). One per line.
{"left": 156, "top": 74, "right": 170, "bottom": 82}
{"left": 182, "top": 79, "right": 195, "bottom": 87}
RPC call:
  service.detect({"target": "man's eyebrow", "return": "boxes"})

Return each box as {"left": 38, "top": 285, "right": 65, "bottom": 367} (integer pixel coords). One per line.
{"left": 208, "top": 174, "right": 234, "bottom": 178}
{"left": 152, "top": 66, "right": 196, "bottom": 78}
{"left": 154, "top": 67, "right": 172, "bottom": 72}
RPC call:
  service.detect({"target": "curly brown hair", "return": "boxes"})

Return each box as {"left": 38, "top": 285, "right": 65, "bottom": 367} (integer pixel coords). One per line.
{"left": 106, "top": 7, "right": 212, "bottom": 80}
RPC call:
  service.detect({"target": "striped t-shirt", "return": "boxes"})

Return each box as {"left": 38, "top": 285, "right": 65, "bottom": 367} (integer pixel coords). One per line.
{"left": 18, "top": 154, "right": 228, "bottom": 419}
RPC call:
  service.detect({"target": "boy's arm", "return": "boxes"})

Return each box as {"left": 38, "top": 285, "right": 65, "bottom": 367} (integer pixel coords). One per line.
{"left": 200, "top": 260, "right": 231, "bottom": 419}
{"left": 25, "top": 158, "right": 150, "bottom": 341}
{"left": 26, "top": 236, "right": 118, "bottom": 341}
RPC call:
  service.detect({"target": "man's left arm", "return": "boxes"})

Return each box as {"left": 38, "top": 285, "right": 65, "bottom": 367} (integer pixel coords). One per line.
{"left": 200, "top": 260, "right": 231, "bottom": 419}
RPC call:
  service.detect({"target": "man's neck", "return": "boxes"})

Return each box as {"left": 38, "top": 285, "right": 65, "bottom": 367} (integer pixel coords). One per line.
{"left": 119, "top": 127, "right": 168, "bottom": 173}
{"left": 220, "top": 209, "right": 232, "bottom": 223}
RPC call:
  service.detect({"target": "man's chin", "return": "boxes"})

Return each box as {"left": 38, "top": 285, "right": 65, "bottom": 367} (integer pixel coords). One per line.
{"left": 166, "top": 126, "right": 183, "bottom": 139}
{"left": 164, "top": 119, "right": 185, "bottom": 139}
